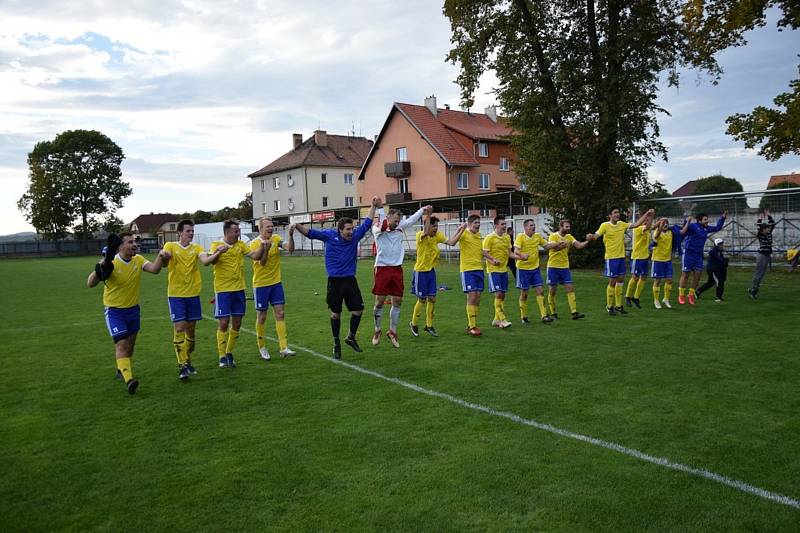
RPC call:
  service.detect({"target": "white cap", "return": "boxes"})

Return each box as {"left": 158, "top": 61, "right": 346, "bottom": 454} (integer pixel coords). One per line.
{"left": 714, "top": 238, "right": 724, "bottom": 245}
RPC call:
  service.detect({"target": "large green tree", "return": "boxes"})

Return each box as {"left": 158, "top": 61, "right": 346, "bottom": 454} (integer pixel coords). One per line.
{"left": 444, "top": 0, "right": 713, "bottom": 237}
{"left": 18, "top": 130, "right": 131, "bottom": 250}
{"left": 682, "top": 1, "right": 800, "bottom": 160}
{"left": 759, "top": 181, "right": 800, "bottom": 211}
{"left": 691, "top": 174, "right": 748, "bottom": 214}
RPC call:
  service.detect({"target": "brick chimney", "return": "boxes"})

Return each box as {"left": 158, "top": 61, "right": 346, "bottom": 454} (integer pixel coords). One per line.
{"left": 485, "top": 105, "right": 498, "bottom": 123}
{"left": 314, "top": 130, "right": 327, "bottom": 147}
{"left": 424, "top": 95, "right": 437, "bottom": 117}
{"left": 292, "top": 133, "right": 302, "bottom": 149}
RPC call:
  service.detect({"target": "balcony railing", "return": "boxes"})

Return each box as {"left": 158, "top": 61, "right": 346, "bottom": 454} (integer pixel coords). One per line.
{"left": 385, "top": 192, "right": 412, "bottom": 204}
{"left": 384, "top": 161, "right": 411, "bottom": 177}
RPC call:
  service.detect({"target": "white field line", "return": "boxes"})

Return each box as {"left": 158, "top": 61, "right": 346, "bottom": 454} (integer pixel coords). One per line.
{"left": 0, "top": 316, "right": 166, "bottom": 334}
{"left": 213, "top": 315, "right": 800, "bottom": 511}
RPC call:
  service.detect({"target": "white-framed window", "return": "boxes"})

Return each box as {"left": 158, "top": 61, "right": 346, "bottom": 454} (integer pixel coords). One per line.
{"left": 287, "top": 175, "right": 294, "bottom": 187}
{"left": 396, "top": 147, "right": 408, "bottom": 162}
{"left": 480, "top": 208, "right": 491, "bottom": 217}
{"left": 288, "top": 198, "right": 295, "bottom": 211}
{"left": 479, "top": 173, "right": 490, "bottom": 190}
{"left": 321, "top": 173, "right": 327, "bottom": 184}
{"left": 322, "top": 196, "right": 328, "bottom": 207}
{"left": 344, "top": 173, "right": 354, "bottom": 185}
{"left": 169, "top": 223, "right": 176, "bottom": 231}
{"left": 344, "top": 196, "right": 354, "bottom": 207}
{"left": 399, "top": 178, "right": 409, "bottom": 194}
{"left": 273, "top": 176, "right": 280, "bottom": 189}
{"left": 499, "top": 157, "right": 509, "bottom": 171}
{"left": 478, "top": 142, "right": 488, "bottom": 157}
{"left": 262, "top": 202, "right": 267, "bottom": 214}
{"left": 274, "top": 200, "right": 281, "bottom": 212}
{"left": 457, "top": 172, "right": 469, "bottom": 189}
{"left": 260, "top": 179, "right": 265, "bottom": 191}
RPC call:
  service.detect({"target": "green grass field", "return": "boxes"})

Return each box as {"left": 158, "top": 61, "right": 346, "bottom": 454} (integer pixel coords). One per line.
{"left": 2, "top": 254, "right": 799, "bottom": 531}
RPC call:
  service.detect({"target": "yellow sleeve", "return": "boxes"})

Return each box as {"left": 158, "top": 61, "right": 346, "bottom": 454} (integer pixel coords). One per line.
{"left": 482, "top": 234, "right": 492, "bottom": 251}
{"left": 596, "top": 223, "right": 607, "bottom": 236}
{"left": 249, "top": 239, "right": 260, "bottom": 252}
{"left": 621, "top": 221, "right": 631, "bottom": 231}
{"left": 436, "top": 231, "right": 447, "bottom": 244}
{"left": 513, "top": 234, "right": 523, "bottom": 249}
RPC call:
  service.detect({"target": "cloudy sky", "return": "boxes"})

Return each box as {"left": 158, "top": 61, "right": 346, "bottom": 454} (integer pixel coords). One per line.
{"left": 1, "top": 1, "right": 798, "bottom": 234}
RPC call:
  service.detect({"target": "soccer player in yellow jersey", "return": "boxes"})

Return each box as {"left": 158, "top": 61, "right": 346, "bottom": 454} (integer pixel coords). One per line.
{"left": 624, "top": 215, "right": 654, "bottom": 309}
{"left": 87, "top": 232, "right": 166, "bottom": 394}
{"left": 482, "top": 215, "right": 523, "bottom": 329}
{"left": 514, "top": 219, "right": 560, "bottom": 325}
{"left": 208, "top": 219, "right": 267, "bottom": 369}
{"left": 546, "top": 220, "right": 589, "bottom": 320}
{"left": 458, "top": 214, "right": 485, "bottom": 336}
{"left": 409, "top": 213, "right": 462, "bottom": 337}
{"left": 651, "top": 217, "right": 686, "bottom": 309}
{"left": 251, "top": 217, "right": 296, "bottom": 360}
{"left": 587, "top": 207, "right": 653, "bottom": 316}
{"left": 161, "top": 219, "right": 219, "bottom": 381}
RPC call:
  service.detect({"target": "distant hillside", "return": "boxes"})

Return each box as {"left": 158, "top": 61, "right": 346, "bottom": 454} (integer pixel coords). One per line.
{"left": 0, "top": 232, "right": 37, "bottom": 243}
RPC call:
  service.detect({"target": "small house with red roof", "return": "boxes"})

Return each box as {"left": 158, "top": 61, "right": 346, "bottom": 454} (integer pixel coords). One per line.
{"left": 767, "top": 173, "right": 800, "bottom": 189}
{"left": 357, "top": 96, "right": 522, "bottom": 216}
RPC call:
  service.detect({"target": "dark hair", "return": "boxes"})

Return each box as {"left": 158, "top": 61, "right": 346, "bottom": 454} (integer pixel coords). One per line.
{"left": 388, "top": 208, "right": 402, "bottom": 218}
{"left": 223, "top": 219, "right": 239, "bottom": 233}
{"left": 337, "top": 217, "right": 354, "bottom": 231}
{"left": 430, "top": 216, "right": 440, "bottom": 224}
{"left": 696, "top": 213, "right": 707, "bottom": 221}
{"left": 523, "top": 218, "right": 534, "bottom": 226}
{"left": 609, "top": 207, "right": 620, "bottom": 214}
{"left": 559, "top": 219, "right": 571, "bottom": 228}
{"left": 467, "top": 214, "right": 480, "bottom": 223}
{"left": 119, "top": 231, "right": 134, "bottom": 241}
{"left": 177, "top": 219, "right": 194, "bottom": 232}
{"left": 493, "top": 215, "right": 506, "bottom": 225}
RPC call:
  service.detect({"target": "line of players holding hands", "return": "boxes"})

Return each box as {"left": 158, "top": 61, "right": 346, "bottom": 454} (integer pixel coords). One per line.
{"left": 88, "top": 196, "right": 725, "bottom": 394}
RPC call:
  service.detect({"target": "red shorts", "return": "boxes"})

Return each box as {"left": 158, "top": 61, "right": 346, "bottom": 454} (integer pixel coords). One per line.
{"left": 372, "top": 266, "right": 404, "bottom": 297}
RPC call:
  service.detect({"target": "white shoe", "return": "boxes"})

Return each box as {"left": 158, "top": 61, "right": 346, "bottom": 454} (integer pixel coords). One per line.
{"left": 499, "top": 319, "right": 512, "bottom": 329}
{"left": 491, "top": 319, "right": 501, "bottom": 327}
{"left": 372, "top": 330, "right": 381, "bottom": 346}
{"left": 259, "top": 347, "right": 271, "bottom": 361}
{"left": 662, "top": 299, "right": 672, "bottom": 309}
{"left": 280, "top": 347, "right": 296, "bottom": 357}
{"left": 653, "top": 300, "right": 662, "bottom": 309}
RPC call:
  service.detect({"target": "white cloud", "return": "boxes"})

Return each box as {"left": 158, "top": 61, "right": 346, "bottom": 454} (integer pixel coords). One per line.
{"left": 677, "top": 148, "right": 759, "bottom": 162}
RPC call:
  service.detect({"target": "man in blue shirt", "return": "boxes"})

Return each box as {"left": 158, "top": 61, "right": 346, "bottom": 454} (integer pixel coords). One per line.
{"left": 293, "top": 196, "right": 381, "bottom": 359}
{"left": 678, "top": 211, "right": 726, "bottom": 305}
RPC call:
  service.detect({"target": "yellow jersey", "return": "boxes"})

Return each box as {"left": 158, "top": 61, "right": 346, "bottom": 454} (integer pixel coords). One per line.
{"left": 103, "top": 254, "right": 147, "bottom": 308}
{"left": 652, "top": 229, "right": 673, "bottom": 262}
{"left": 415, "top": 230, "right": 447, "bottom": 272}
{"left": 482, "top": 232, "right": 511, "bottom": 273}
{"left": 595, "top": 221, "right": 630, "bottom": 259}
{"left": 211, "top": 240, "right": 249, "bottom": 293}
{"left": 630, "top": 225, "right": 651, "bottom": 260}
{"left": 514, "top": 232, "right": 546, "bottom": 270}
{"left": 251, "top": 235, "right": 283, "bottom": 288}
{"left": 163, "top": 241, "right": 204, "bottom": 297}
{"left": 547, "top": 233, "right": 576, "bottom": 269}
{"left": 458, "top": 229, "right": 484, "bottom": 272}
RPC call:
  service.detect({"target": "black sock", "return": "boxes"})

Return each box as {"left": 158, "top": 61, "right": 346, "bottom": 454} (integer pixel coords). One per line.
{"left": 348, "top": 313, "right": 362, "bottom": 338}
{"left": 331, "top": 318, "right": 341, "bottom": 343}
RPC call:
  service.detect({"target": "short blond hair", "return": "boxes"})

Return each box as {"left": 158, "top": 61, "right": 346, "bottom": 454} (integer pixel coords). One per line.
{"left": 259, "top": 217, "right": 274, "bottom": 229}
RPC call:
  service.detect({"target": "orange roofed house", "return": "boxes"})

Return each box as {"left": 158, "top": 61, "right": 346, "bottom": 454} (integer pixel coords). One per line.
{"left": 358, "top": 96, "right": 525, "bottom": 217}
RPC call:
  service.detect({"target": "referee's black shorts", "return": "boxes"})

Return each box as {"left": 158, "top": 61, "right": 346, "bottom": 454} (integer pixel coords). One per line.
{"left": 326, "top": 276, "right": 364, "bottom": 314}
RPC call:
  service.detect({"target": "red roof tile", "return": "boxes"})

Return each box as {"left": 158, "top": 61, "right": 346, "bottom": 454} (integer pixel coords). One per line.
{"left": 395, "top": 103, "right": 478, "bottom": 166}
{"left": 672, "top": 180, "right": 699, "bottom": 197}
{"left": 437, "top": 108, "right": 514, "bottom": 141}
{"left": 249, "top": 134, "right": 372, "bottom": 177}
{"left": 129, "top": 213, "right": 179, "bottom": 233}
{"left": 767, "top": 173, "right": 800, "bottom": 188}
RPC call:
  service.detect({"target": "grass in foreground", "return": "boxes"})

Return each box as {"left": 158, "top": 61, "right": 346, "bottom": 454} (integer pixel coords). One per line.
{"left": 1, "top": 255, "right": 799, "bottom": 531}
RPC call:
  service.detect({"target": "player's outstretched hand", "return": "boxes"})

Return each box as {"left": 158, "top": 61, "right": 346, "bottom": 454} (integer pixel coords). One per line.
{"left": 422, "top": 205, "right": 433, "bottom": 213}
{"left": 288, "top": 224, "right": 296, "bottom": 235}
{"left": 372, "top": 196, "right": 383, "bottom": 208}
{"left": 519, "top": 253, "right": 529, "bottom": 260}
{"left": 722, "top": 210, "right": 729, "bottom": 217}
{"left": 216, "top": 244, "right": 230, "bottom": 254}
{"left": 159, "top": 250, "right": 172, "bottom": 260}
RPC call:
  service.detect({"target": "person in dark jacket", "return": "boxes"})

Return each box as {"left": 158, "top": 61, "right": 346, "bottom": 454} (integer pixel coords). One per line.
{"left": 748, "top": 209, "right": 777, "bottom": 299}
{"left": 697, "top": 238, "right": 728, "bottom": 302}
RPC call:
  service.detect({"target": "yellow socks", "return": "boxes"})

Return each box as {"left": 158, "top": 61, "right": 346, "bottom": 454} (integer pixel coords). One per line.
{"left": 653, "top": 283, "right": 661, "bottom": 302}
{"left": 664, "top": 282, "right": 673, "bottom": 300}
{"left": 678, "top": 287, "right": 686, "bottom": 297}
{"left": 173, "top": 330, "right": 187, "bottom": 365}
{"left": 519, "top": 297, "right": 528, "bottom": 320}
{"left": 225, "top": 329, "right": 240, "bottom": 354}
{"left": 216, "top": 329, "right": 228, "bottom": 357}
{"left": 186, "top": 334, "right": 195, "bottom": 358}
{"left": 536, "top": 295, "right": 547, "bottom": 318}
{"left": 689, "top": 288, "right": 696, "bottom": 297}
{"left": 614, "top": 283, "right": 623, "bottom": 307}
{"left": 255, "top": 321, "right": 266, "bottom": 349}
{"left": 567, "top": 292, "right": 577, "bottom": 314}
{"left": 466, "top": 304, "right": 478, "bottom": 328}
{"left": 606, "top": 285, "right": 614, "bottom": 307}
{"left": 548, "top": 293, "right": 557, "bottom": 314}
{"left": 494, "top": 298, "right": 506, "bottom": 321}
{"left": 275, "top": 320, "right": 288, "bottom": 350}
{"left": 635, "top": 278, "right": 646, "bottom": 298}
{"left": 425, "top": 301, "right": 435, "bottom": 328}
{"left": 116, "top": 357, "right": 133, "bottom": 383}
{"left": 625, "top": 280, "right": 636, "bottom": 298}
{"left": 412, "top": 300, "right": 424, "bottom": 326}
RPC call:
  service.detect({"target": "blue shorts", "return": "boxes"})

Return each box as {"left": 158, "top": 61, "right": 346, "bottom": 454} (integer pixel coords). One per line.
{"left": 411, "top": 269, "right": 437, "bottom": 298}
{"left": 488, "top": 272, "right": 509, "bottom": 293}
{"left": 651, "top": 260, "right": 673, "bottom": 279}
{"left": 168, "top": 296, "right": 202, "bottom": 323}
{"left": 547, "top": 267, "right": 573, "bottom": 286}
{"left": 681, "top": 250, "right": 704, "bottom": 272}
{"left": 214, "top": 290, "right": 246, "bottom": 318}
{"left": 460, "top": 270, "right": 485, "bottom": 293}
{"left": 105, "top": 305, "right": 140, "bottom": 343}
{"left": 631, "top": 259, "right": 649, "bottom": 277}
{"left": 604, "top": 258, "right": 626, "bottom": 278}
{"left": 254, "top": 282, "right": 285, "bottom": 311}
{"left": 516, "top": 268, "right": 544, "bottom": 290}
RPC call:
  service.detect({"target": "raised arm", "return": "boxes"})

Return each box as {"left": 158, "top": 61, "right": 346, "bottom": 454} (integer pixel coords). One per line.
{"left": 632, "top": 208, "right": 655, "bottom": 229}
{"left": 445, "top": 223, "right": 467, "bottom": 246}
{"left": 258, "top": 239, "right": 272, "bottom": 266}
{"left": 285, "top": 225, "right": 296, "bottom": 254}
{"left": 87, "top": 268, "right": 100, "bottom": 288}
{"left": 398, "top": 205, "right": 430, "bottom": 231}
{"left": 708, "top": 211, "right": 727, "bottom": 233}
{"left": 680, "top": 217, "right": 691, "bottom": 235}
{"left": 246, "top": 240, "right": 267, "bottom": 261}
{"left": 142, "top": 251, "right": 166, "bottom": 274}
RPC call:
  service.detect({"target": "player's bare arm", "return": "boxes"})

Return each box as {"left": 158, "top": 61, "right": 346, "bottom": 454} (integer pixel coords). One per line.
{"left": 247, "top": 240, "right": 267, "bottom": 261}
{"left": 142, "top": 250, "right": 167, "bottom": 274}
{"left": 286, "top": 225, "right": 296, "bottom": 253}
{"left": 445, "top": 222, "right": 468, "bottom": 246}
